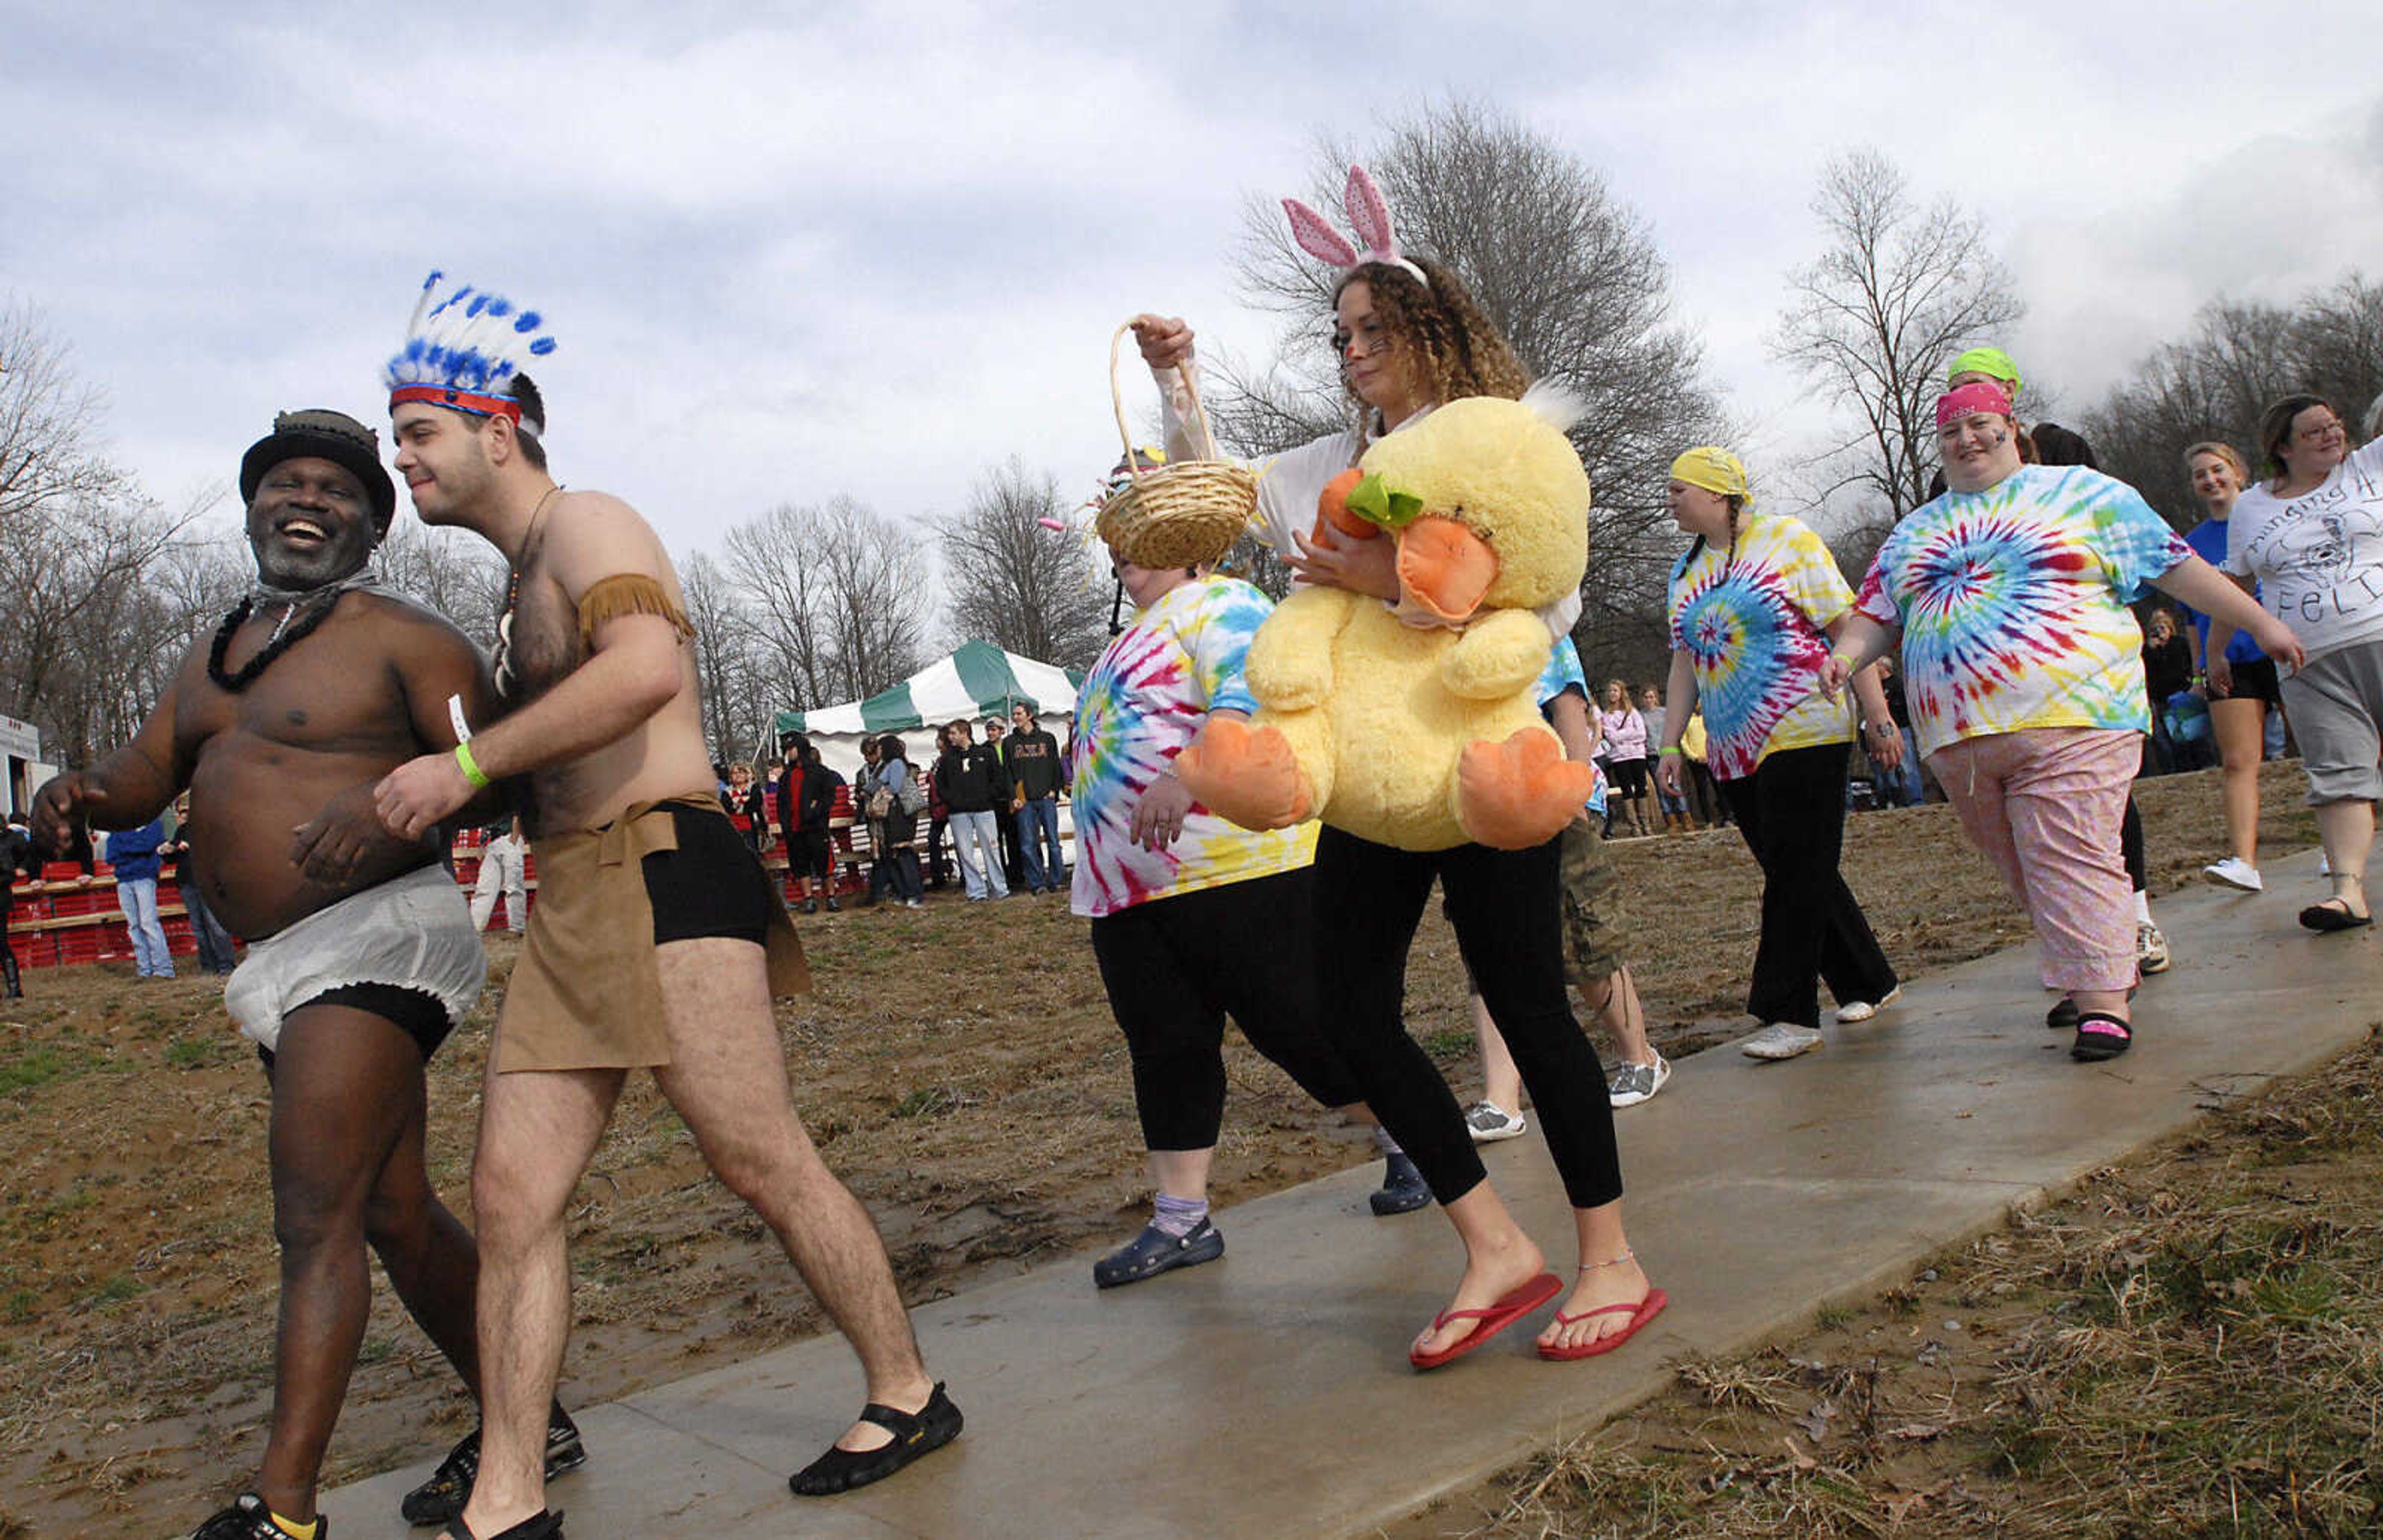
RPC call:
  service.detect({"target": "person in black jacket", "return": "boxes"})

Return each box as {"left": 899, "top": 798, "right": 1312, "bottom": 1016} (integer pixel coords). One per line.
{"left": 778, "top": 737, "right": 843, "bottom": 913}
{"left": 932, "top": 721, "right": 1010, "bottom": 900}
{"left": 1, "top": 811, "right": 33, "bottom": 997}
{"left": 1005, "top": 702, "right": 1068, "bottom": 893}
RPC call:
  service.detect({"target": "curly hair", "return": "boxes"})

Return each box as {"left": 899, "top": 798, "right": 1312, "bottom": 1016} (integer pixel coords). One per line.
{"left": 1334, "top": 256, "right": 1528, "bottom": 413}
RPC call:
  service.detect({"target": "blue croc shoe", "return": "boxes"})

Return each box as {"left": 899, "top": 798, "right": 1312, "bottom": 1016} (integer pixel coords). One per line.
{"left": 1093, "top": 1218, "right": 1224, "bottom": 1288}
{"left": 1370, "top": 1152, "right": 1433, "bottom": 1216}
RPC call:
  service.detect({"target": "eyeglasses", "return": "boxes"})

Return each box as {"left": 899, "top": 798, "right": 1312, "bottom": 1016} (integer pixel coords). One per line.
{"left": 2294, "top": 419, "right": 2345, "bottom": 443}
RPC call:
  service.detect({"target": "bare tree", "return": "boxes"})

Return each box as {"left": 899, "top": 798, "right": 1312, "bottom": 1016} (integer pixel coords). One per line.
{"left": 0, "top": 301, "right": 125, "bottom": 524}
{"left": 1770, "top": 149, "right": 2024, "bottom": 519}
{"left": 939, "top": 459, "right": 1110, "bottom": 670}
{"left": 721, "top": 496, "right": 931, "bottom": 710}
{"left": 2084, "top": 274, "right": 2383, "bottom": 526}
{"left": 680, "top": 550, "right": 778, "bottom": 763}
{"left": 375, "top": 519, "right": 508, "bottom": 648}
{"left": 1217, "top": 100, "right": 1728, "bottom": 680}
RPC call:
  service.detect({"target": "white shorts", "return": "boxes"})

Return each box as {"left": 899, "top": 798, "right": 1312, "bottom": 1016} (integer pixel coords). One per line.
{"left": 223, "top": 864, "right": 486, "bottom": 1053}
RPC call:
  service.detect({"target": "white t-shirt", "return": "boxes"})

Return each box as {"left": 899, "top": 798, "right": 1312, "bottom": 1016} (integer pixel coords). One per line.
{"left": 2224, "top": 437, "right": 2383, "bottom": 661}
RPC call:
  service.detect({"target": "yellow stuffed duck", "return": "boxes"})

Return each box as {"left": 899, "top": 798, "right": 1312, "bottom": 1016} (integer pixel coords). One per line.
{"left": 1176, "top": 390, "right": 1594, "bottom": 851}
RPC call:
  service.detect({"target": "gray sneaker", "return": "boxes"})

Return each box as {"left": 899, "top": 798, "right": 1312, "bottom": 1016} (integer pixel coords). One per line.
{"left": 1462, "top": 1101, "right": 1527, "bottom": 1142}
{"left": 1608, "top": 1054, "right": 1672, "bottom": 1108}
{"left": 1741, "top": 1023, "right": 1824, "bottom": 1061}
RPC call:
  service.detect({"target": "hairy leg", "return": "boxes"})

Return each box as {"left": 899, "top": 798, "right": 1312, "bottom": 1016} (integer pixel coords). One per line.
{"left": 650, "top": 938, "right": 931, "bottom": 1453}
{"left": 254, "top": 1005, "right": 434, "bottom": 1521}
{"left": 456, "top": 1062, "right": 622, "bottom": 1537}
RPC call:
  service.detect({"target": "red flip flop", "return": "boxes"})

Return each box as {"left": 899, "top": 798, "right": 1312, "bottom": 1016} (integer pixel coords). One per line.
{"left": 1537, "top": 1286, "right": 1669, "bottom": 1361}
{"left": 1409, "top": 1271, "right": 1563, "bottom": 1371}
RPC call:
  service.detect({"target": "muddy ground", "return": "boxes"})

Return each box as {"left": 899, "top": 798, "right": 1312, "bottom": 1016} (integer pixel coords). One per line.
{"left": 0, "top": 765, "right": 2322, "bottom": 1537}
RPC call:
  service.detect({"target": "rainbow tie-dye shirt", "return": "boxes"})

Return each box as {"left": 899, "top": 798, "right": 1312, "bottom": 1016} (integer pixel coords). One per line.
{"left": 1667, "top": 512, "right": 1857, "bottom": 781}
{"left": 1068, "top": 576, "right": 1317, "bottom": 917}
{"left": 1854, "top": 465, "right": 2191, "bottom": 757}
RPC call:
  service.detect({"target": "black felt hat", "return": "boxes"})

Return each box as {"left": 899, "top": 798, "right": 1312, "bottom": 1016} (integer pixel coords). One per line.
{"left": 239, "top": 409, "right": 398, "bottom": 532}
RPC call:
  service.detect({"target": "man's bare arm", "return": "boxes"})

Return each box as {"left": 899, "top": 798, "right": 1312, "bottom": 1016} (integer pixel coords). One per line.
{"left": 30, "top": 666, "right": 191, "bottom": 854}
{"left": 373, "top": 497, "right": 688, "bottom": 839}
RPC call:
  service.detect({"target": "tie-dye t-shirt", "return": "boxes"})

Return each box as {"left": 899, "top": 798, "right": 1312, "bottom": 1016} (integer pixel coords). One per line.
{"left": 1537, "top": 636, "right": 1607, "bottom": 816}
{"left": 1854, "top": 464, "right": 2191, "bottom": 756}
{"left": 1667, "top": 511, "right": 1857, "bottom": 781}
{"left": 1067, "top": 576, "right": 1316, "bottom": 917}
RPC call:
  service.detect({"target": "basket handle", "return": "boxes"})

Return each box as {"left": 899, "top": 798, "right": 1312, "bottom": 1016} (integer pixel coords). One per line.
{"left": 1111, "top": 321, "right": 1222, "bottom": 477}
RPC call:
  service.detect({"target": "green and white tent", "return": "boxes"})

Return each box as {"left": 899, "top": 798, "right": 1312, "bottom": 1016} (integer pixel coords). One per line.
{"left": 774, "top": 640, "right": 1085, "bottom": 777}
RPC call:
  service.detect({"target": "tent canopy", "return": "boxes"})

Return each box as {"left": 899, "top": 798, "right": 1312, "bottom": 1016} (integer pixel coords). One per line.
{"left": 775, "top": 640, "right": 1082, "bottom": 774}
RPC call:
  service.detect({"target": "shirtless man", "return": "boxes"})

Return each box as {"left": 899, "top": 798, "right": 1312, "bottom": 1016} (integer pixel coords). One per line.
{"left": 31, "top": 410, "right": 581, "bottom": 1540}
{"left": 372, "top": 280, "right": 956, "bottom": 1540}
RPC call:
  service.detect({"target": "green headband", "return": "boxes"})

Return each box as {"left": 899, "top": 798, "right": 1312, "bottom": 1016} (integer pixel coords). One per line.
{"left": 1948, "top": 346, "right": 2021, "bottom": 393}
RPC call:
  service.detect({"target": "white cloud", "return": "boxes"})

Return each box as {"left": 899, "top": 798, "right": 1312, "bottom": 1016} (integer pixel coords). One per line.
{"left": 4, "top": 0, "right": 2379, "bottom": 568}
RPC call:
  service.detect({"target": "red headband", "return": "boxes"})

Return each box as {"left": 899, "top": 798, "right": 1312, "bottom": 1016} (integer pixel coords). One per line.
{"left": 389, "top": 383, "right": 523, "bottom": 422}
{"left": 1936, "top": 381, "right": 2013, "bottom": 428}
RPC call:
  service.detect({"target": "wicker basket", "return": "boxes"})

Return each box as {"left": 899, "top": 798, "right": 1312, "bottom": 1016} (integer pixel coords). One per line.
{"left": 1097, "top": 322, "right": 1259, "bottom": 568}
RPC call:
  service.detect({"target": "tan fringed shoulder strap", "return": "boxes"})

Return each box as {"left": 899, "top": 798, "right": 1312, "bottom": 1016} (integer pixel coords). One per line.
{"left": 577, "top": 573, "right": 696, "bottom": 651}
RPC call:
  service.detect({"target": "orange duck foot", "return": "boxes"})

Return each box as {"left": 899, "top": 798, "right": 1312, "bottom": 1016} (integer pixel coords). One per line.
{"left": 1176, "top": 718, "right": 1313, "bottom": 831}
{"left": 1458, "top": 731, "right": 1593, "bottom": 849}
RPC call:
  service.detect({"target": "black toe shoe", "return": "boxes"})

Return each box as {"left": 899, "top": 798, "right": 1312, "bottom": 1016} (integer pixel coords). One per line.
{"left": 1092, "top": 1219, "right": 1224, "bottom": 1288}
{"left": 1370, "top": 1152, "right": 1433, "bottom": 1216}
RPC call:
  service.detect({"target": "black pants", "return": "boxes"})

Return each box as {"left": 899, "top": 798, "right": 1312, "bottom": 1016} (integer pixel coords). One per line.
{"left": 1312, "top": 826, "right": 1622, "bottom": 1210}
{"left": 1719, "top": 742, "right": 1896, "bottom": 1028}
{"left": 2120, "top": 793, "right": 2147, "bottom": 894}
{"left": 1092, "top": 867, "right": 1365, "bottom": 1151}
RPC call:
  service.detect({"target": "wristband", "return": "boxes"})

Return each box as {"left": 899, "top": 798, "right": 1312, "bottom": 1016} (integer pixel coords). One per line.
{"left": 454, "top": 741, "right": 491, "bottom": 789}
{"left": 1658, "top": 746, "right": 1682, "bottom": 757}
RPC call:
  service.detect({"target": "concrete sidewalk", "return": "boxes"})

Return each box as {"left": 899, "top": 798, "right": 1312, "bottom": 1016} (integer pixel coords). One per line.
{"left": 329, "top": 849, "right": 2380, "bottom": 1540}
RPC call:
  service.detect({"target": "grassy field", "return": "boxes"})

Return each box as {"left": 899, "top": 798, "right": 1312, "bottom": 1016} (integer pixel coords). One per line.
{"left": 0, "top": 763, "right": 2335, "bottom": 1537}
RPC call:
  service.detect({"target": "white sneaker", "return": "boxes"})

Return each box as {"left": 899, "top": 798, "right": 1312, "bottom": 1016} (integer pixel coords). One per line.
{"left": 1741, "top": 1023, "right": 1825, "bottom": 1061}
{"left": 1834, "top": 984, "right": 1903, "bottom": 1024}
{"left": 1463, "top": 1101, "right": 1527, "bottom": 1142}
{"left": 2137, "top": 920, "right": 2171, "bottom": 974}
{"left": 1608, "top": 1054, "right": 1672, "bottom": 1108}
{"left": 2201, "top": 857, "right": 2263, "bottom": 892}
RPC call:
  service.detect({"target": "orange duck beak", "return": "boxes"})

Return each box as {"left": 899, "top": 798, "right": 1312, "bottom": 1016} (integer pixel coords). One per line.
{"left": 1395, "top": 516, "right": 1499, "bottom": 624}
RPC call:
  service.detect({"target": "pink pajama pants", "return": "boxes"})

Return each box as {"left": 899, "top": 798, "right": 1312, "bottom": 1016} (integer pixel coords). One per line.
{"left": 1927, "top": 727, "right": 2142, "bottom": 994}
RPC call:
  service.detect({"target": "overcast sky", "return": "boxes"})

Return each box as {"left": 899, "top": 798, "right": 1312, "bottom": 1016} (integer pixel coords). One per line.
{"left": 9, "top": 1, "right": 2380, "bottom": 563}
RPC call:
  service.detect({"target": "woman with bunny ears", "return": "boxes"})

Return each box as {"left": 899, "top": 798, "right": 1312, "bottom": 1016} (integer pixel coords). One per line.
{"left": 1132, "top": 168, "right": 1662, "bottom": 1368}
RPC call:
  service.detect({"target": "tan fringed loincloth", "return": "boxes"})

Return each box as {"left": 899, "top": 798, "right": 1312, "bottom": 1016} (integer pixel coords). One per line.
{"left": 495, "top": 793, "right": 810, "bottom": 1073}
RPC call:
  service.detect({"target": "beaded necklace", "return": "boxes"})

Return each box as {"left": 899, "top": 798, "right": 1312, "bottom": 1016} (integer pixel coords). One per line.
{"left": 207, "top": 588, "right": 344, "bottom": 693}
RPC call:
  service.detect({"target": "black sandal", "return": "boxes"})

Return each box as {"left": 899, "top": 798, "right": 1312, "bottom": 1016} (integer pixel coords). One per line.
{"left": 2298, "top": 897, "right": 2374, "bottom": 933}
{"left": 2070, "top": 1011, "right": 2133, "bottom": 1062}
{"left": 789, "top": 1382, "right": 963, "bottom": 1497}
{"left": 439, "top": 1510, "right": 563, "bottom": 1540}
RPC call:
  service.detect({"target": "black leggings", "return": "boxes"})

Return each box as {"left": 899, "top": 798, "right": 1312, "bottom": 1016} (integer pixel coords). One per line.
{"left": 1719, "top": 742, "right": 1897, "bottom": 1028}
{"left": 1312, "top": 826, "right": 1622, "bottom": 1210}
{"left": 1091, "top": 867, "right": 1364, "bottom": 1150}
{"left": 2120, "top": 793, "right": 2147, "bottom": 894}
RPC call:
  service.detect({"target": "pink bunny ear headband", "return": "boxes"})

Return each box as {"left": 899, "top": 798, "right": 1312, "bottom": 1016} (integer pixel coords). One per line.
{"left": 1281, "top": 165, "right": 1429, "bottom": 289}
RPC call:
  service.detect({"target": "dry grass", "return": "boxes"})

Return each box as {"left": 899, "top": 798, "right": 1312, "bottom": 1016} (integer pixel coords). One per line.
{"left": 1412, "top": 1031, "right": 2383, "bottom": 1539}
{"left": 0, "top": 762, "right": 2327, "bottom": 1536}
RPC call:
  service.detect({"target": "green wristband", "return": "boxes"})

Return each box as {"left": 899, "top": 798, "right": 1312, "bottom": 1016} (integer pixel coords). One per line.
{"left": 1659, "top": 746, "right": 1683, "bottom": 757}
{"left": 454, "top": 741, "right": 491, "bottom": 789}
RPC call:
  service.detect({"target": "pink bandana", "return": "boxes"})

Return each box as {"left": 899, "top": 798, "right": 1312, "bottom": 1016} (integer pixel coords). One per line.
{"left": 1936, "top": 381, "right": 2014, "bottom": 428}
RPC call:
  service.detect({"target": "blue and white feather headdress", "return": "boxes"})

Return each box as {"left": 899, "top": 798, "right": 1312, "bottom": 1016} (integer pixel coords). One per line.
{"left": 385, "top": 271, "right": 557, "bottom": 430}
